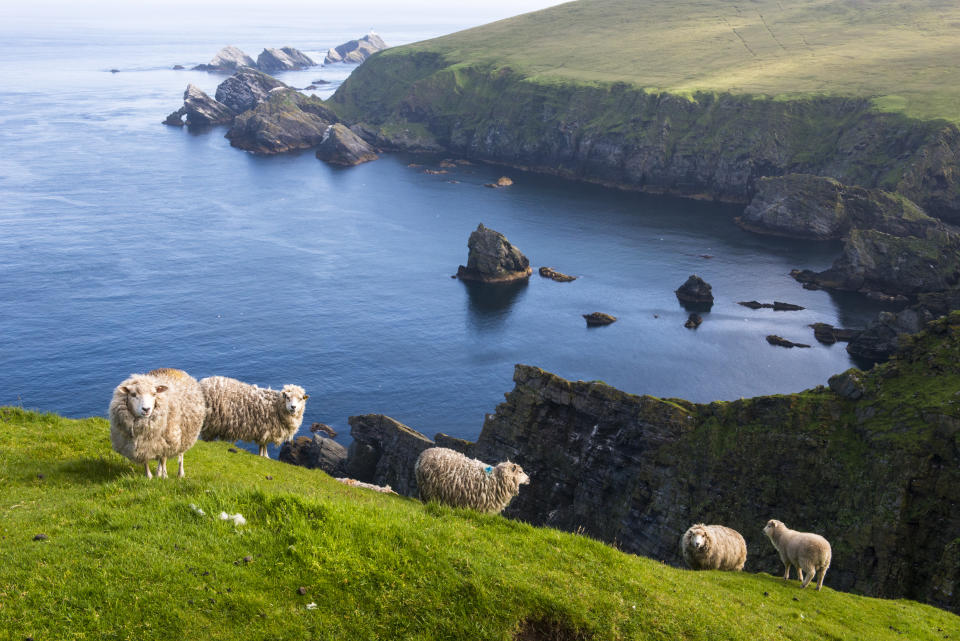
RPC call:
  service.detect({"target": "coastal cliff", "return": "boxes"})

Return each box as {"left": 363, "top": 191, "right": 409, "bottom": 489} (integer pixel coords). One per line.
{"left": 330, "top": 51, "right": 960, "bottom": 223}
{"left": 341, "top": 313, "right": 960, "bottom": 613}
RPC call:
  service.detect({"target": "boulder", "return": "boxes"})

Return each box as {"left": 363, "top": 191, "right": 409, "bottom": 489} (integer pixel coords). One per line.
{"left": 324, "top": 32, "right": 388, "bottom": 64}
{"left": 256, "top": 47, "right": 315, "bottom": 73}
{"left": 226, "top": 88, "right": 338, "bottom": 154}
{"left": 737, "top": 174, "right": 939, "bottom": 240}
{"left": 162, "top": 107, "right": 186, "bottom": 126}
{"left": 193, "top": 45, "right": 256, "bottom": 72}
{"left": 180, "top": 84, "right": 235, "bottom": 126}
{"left": 315, "top": 123, "right": 379, "bottom": 166}
{"left": 684, "top": 313, "right": 702, "bottom": 329}
{"left": 345, "top": 414, "right": 434, "bottom": 496}
{"left": 214, "top": 67, "right": 287, "bottom": 114}
{"left": 810, "top": 322, "right": 859, "bottom": 345}
{"left": 584, "top": 312, "right": 617, "bottom": 326}
{"left": 674, "top": 275, "right": 714, "bottom": 306}
{"left": 456, "top": 224, "right": 532, "bottom": 283}
{"left": 766, "top": 334, "right": 811, "bottom": 348}
{"left": 485, "top": 176, "right": 514, "bottom": 188}
{"left": 538, "top": 266, "right": 577, "bottom": 282}
{"left": 828, "top": 369, "right": 866, "bottom": 400}
{"left": 278, "top": 435, "right": 347, "bottom": 476}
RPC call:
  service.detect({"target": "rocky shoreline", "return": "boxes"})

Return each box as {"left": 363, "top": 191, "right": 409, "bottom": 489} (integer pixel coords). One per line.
{"left": 281, "top": 313, "right": 960, "bottom": 614}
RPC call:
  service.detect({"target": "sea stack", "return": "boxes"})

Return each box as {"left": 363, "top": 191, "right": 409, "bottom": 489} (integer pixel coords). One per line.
{"left": 675, "top": 274, "right": 714, "bottom": 308}
{"left": 315, "top": 124, "right": 379, "bottom": 166}
{"left": 456, "top": 224, "right": 532, "bottom": 283}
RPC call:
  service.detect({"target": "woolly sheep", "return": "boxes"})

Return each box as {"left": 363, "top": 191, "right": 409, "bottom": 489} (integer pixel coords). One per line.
{"left": 763, "top": 519, "right": 832, "bottom": 590}
{"left": 109, "top": 368, "right": 205, "bottom": 479}
{"left": 680, "top": 523, "right": 747, "bottom": 571}
{"left": 414, "top": 447, "right": 530, "bottom": 514}
{"left": 199, "top": 376, "right": 308, "bottom": 458}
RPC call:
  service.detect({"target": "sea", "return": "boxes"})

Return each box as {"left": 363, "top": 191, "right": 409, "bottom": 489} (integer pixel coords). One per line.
{"left": 0, "top": 1, "right": 896, "bottom": 451}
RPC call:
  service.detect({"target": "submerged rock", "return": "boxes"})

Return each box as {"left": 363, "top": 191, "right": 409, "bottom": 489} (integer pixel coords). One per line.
{"left": 484, "top": 176, "right": 514, "bottom": 188}
{"left": 737, "top": 300, "right": 805, "bottom": 311}
{"left": 324, "top": 32, "right": 388, "bottom": 64}
{"left": 810, "top": 322, "right": 859, "bottom": 345}
{"left": 194, "top": 45, "right": 256, "bottom": 72}
{"left": 538, "top": 266, "right": 577, "bottom": 282}
{"left": 766, "top": 334, "right": 811, "bottom": 348}
{"left": 180, "top": 84, "right": 235, "bottom": 126}
{"left": 684, "top": 313, "right": 702, "bottom": 329}
{"left": 256, "top": 47, "right": 315, "bottom": 73}
{"left": 315, "top": 124, "right": 379, "bottom": 166}
{"left": 214, "top": 67, "right": 287, "bottom": 114}
{"left": 456, "top": 224, "right": 532, "bottom": 283}
{"left": 583, "top": 312, "right": 617, "bottom": 327}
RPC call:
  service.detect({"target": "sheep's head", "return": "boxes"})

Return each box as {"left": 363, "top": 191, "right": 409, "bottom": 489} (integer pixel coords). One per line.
{"left": 119, "top": 378, "right": 168, "bottom": 419}
{"left": 763, "top": 519, "right": 784, "bottom": 539}
{"left": 281, "top": 385, "right": 308, "bottom": 416}
{"left": 496, "top": 461, "right": 530, "bottom": 487}
{"left": 687, "top": 525, "right": 709, "bottom": 550}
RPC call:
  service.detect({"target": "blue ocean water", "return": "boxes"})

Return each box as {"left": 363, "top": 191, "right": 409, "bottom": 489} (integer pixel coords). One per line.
{"left": 0, "top": 4, "right": 894, "bottom": 449}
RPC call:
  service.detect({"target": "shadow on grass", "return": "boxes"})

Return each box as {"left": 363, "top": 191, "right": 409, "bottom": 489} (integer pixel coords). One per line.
{"left": 54, "top": 457, "right": 132, "bottom": 484}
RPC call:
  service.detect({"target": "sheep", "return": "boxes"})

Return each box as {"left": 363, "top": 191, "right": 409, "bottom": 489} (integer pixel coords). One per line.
{"left": 199, "top": 376, "right": 308, "bottom": 458}
{"left": 680, "top": 523, "right": 747, "bottom": 571}
{"left": 109, "top": 368, "right": 205, "bottom": 479}
{"left": 762, "top": 519, "right": 832, "bottom": 590}
{"left": 414, "top": 447, "right": 530, "bottom": 514}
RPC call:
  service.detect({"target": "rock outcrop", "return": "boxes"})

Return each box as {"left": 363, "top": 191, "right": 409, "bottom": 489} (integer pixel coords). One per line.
{"left": 583, "top": 312, "right": 617, "bottom": 326}
{"left": 792, "top": 228, "right": 960, "bottom": 297}
{"left": 214, "top": 67, "right": 287, "bottom": 114}
{"left": 193, "top": 45, "right": 256, "bottom": 72}
{"left": 324, "top": 32, "right": 388, "bottom": 64}
{"left": 456, "top": 224, "right": 532, "bottom": 283}
{"left": 737, "top": 174, "right": 938, "bottom": 240}
{"left": 278, "top": 435, "right": 347, "bottom": 476}
{"left": 845, "top": 308, "right": 934, "bottom": 362}
{"left": 738, "top": 300, "right": 805, "bottom": 311}
{"left": 766, "top": 334, "right": 811, "bottom": 348}
{"left": 810, "top": 322, "right": 859, "bottom": 345}
{"left": 175, "top": 84, "right": 235, "bottom": 126}
{"left": 538, "top": 267, "right": 576, "bottom": 282}
{"left": 315, "top": 124, "right": 379, "bottom": 166}
{"left": 256, "top": 47, "right": 315, "bottom": 73}
{"left": 344, "top": 414, "right": 433, "bottom": 497}
{"left": 674, "top": 275, "right": 714, "bottom": 307}
{"left": 225, "top": 89, "right": 339, "bottom": 154}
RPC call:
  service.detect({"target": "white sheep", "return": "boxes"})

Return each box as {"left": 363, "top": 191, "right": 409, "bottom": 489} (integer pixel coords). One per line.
{"left": 414, "top": 447, "right": 530, "bottom": 514}
{"left": 109, "top": 368, "right": 205, "bottom": 479}
{"left": 763, "top": 519, "right": 832, "bottom": 590}
{"left": 199, "top": 376, "right": 308, "bottom": 457}
{"left": 680, "top": 523, "right": 747, "bottom": 571}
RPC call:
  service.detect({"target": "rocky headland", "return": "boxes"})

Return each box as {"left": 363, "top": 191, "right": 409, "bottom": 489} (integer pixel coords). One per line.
{"left": 286, "top": 313, "right": 960, "bottom": 614}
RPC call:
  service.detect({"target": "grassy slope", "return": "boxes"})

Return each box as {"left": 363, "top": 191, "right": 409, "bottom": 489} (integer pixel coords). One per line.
{"left": 394, "top": 0, "right": 960, "bottom": 122}
{"left": 1, "top": 409, "right": 957, "bottom": 640}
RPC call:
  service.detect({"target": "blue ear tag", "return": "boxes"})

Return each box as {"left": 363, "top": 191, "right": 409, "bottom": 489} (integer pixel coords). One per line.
{"left": 484, "top": 465, "right": 493, "bottom": 475}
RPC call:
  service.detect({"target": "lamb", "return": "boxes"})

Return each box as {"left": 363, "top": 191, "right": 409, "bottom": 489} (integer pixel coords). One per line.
{"left": 414, "top": 447, "right": 530, "bottom": 514}
{"left": 680, "top": 523, "right": 747, "bottom": 571}
{"left": 109, "top": 368, "right": 205, "bottom": 479}
{"left": 763, "top": 519, "right": 832, "bottom": 590}
{"left": 199, "top": 376, "right": 308, "bottom": 458}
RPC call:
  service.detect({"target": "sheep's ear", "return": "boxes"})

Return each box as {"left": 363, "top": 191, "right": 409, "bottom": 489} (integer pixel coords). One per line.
{"left": 303, "top": 394, "right": 309, "bottom": 400}
{"left": 119, "top": 385, "right": 130, "bottom": 395}
{"left": 156, "top": 385, "right": 168, "bottom": 394}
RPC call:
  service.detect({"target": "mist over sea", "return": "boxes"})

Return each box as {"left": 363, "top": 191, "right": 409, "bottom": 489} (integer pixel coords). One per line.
{"left": 0, "top": 1, "right": 893, "bottom": 449}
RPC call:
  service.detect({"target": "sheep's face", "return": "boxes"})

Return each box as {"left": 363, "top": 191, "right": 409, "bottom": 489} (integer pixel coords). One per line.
{"left": 690, "top": 532, "right": 706, "bottom": 550}
{"left": 281, "top": 385, "right": 308, "bottom": 415}
{"left": 120, "top": 381, "right": 168, "bottom": 418}
{"left": 498, "top": 462, "right": 530, "bottom": 486}
{"left": 763, "top": 519, "right": 783, "bottom": 538}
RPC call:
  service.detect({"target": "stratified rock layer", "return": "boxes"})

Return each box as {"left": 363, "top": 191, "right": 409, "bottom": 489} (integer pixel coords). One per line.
{"left": 214, "top": 67, "right": 287, "bottom": 114}
{"left": 256, "top": 47, "right": 315, "bottom": 73}
{"left": 456, "top": 224, "right": 532, "bottom": 282}
{"left": 180, "top": 84, "right": 235, "bottom": 126}
{"left": 324, "top": 33, "right": 388, "bottom": 64}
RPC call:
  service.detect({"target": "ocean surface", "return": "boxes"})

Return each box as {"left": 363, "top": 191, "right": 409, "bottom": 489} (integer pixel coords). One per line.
{"left": 0, "top": 3, "right": 896, "bottom": 450}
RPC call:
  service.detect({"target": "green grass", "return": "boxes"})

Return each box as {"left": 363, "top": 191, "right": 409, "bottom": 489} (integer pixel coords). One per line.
{"left": 1, "top": 408, "right": 957, "bottom": 639}
{"left": 393, "top": 0, "right": 960, "bottom": 123}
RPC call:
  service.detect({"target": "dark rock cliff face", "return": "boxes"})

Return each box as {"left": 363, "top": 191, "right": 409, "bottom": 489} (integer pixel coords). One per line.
{"left": 225, "top": 89, "right": 339, "bottom": 154}
{"left": 333, "top": 313, "right": 960, "bottom": 613}
{"left": 330, "top": 52, "right": 960, "bottom": 223}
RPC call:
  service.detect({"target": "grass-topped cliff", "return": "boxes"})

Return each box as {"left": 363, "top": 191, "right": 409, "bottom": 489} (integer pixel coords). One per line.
{"left": 0, "top": 408, "right": 958, "bottom": 640}
{"left": 329, "top": 0, "right": 960, "bottom": 221}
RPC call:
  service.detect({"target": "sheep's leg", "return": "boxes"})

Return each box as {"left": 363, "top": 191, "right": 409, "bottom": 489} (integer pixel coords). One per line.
{"left": 816, "top": 567, "right": 828, "bottom": 591}
{"left": 144, "top": 462, "right": 153, "bottom": 479}
{"left": 783, "top": 563, "right": 791, "bottom": 581}
{"left": 801, "top": 566, "right": 814, "bottom": 589}
{"left": 158, "top": 457, "right": 168, "bottom": 479}
{"left": 259, "top": 444, "right": 269, "bottom": 458}
{"left": 177, "top": 453, "right": 185, "bottom": 478}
